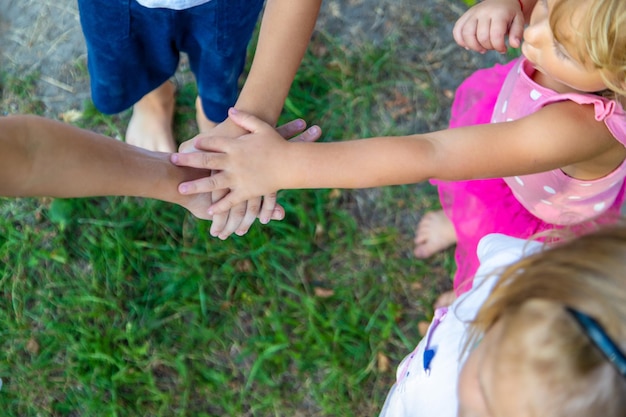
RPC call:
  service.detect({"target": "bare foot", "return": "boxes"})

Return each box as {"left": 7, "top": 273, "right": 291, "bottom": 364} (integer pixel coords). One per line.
{"left": 177, "top": 97, "right": 219, "bottom": 153}
{"left": 125, "top": 80, "right": 177, "bottom": 152}
{"left": 413, "top": 210, "right": 457, "bottom": 258}
{"left": 195, "top": 96, "right": 217, "bottom": 133}
{"left": 434, "top": 290, "right": 457, "bottom": 309}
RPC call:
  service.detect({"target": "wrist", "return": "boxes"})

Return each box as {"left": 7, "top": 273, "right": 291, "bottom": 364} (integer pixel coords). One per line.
{"left": 151, "top": 154, "right": 200, "bottom": 205}
{"left": 281, "top": 141, "right": 317, "bottom": 190}
{"left": 233, "top": 96, "right": 282, "bottom": 127}
{"left": 214, "top": 117, "right": 249, "bottom": 138}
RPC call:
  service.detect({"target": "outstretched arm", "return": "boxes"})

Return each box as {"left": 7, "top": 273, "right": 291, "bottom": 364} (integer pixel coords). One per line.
{"left": 172, "top": 104, "right": 621, "bottom": 216}
{"left": 453, "top": 0, "right": 537, "bottom": 53}
{"left": 0, "top": 115, "right": 318, "bottom": 220}
{"left": 0, "top": 115, "right": 217, "bottom": 218}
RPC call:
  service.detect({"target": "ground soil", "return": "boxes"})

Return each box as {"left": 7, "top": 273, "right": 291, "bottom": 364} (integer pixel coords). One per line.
{"left": 0, "top": 0, "right": 90, "bottom": 116}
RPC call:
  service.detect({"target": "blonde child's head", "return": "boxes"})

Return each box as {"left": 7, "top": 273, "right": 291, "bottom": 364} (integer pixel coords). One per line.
{"left": 458, "top": 225, "right": 626, "bottom": 417}
{"left": 550, "top": 0, "right": 626, "bottom": 96}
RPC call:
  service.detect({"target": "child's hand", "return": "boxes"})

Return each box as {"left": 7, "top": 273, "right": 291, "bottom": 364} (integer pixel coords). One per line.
{"left": 175, "top": 189, "right": 216, "bottom": 222}
{"left": 177, "top": 116, "right": 313, "bottom": 239}
{"left": 172, "top": 108, "right": 321, "bottom": 238}
{"left": 453, "top": 0, "right": 525, "bottom": 54}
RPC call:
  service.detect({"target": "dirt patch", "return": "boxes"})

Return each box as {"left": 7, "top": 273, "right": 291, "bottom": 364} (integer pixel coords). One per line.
{"left": 0, "top": 0, "right": 90, "bottom": 116}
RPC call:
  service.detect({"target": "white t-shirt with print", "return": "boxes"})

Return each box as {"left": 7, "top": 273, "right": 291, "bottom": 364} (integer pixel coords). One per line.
{"left": 136, "top": 0, "right": 211, "bottom": 10}
{"left": 378, "top": 233, "right": 542, "bottom": 417}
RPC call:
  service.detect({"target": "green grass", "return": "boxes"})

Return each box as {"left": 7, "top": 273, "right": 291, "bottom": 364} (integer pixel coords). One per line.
{"left": 0, "top": 72, "right": 46, "bottom": 115}
{"left": 0, "top": 29, "right": 453, "bottom": 416}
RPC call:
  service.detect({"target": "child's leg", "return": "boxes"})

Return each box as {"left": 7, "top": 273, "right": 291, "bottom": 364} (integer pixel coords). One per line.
{"left": 413, "top": 61, "right": 517, "bottom": 300}
{"left": 412, "top": 62, "right": 514, "bottom": 259}
{"left": 195, "top": 96, "right": 217, "bottom": 133}
{"left": 126, "top": 80, "right": 177, "bottom": 153}
{"left": 413, "top": 210, "right": 457, "bottom": 258}
{"left": 413, "top": 212, "right": 458, "bottom": 309}
{"left": 77, "top": 0, "right": 180, "bottom": 151}
{"left": 181, "top": 0, "right": 265, "bottom": 133}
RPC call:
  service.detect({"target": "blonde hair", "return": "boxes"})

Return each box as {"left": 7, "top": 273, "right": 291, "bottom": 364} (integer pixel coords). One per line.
{"left": 550, "top": 0, "right": 626, "bottom": 97}
{"left": 469, "top": 224, "right": 626, "bottom": 416}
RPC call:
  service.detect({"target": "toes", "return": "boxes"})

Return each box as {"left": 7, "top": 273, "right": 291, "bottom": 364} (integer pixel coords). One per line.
{"left": 413, "top": 247, "right": 429, "bottom": 259}
{"left": 413, "top": 243, "right": 437, "bottom": 259}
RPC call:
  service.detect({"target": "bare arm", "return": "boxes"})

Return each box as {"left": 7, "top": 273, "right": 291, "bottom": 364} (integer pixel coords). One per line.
{"left": 192, "top": 0, "right": 322, "bottom": 139}
{"left": 0, "top": 115, "right": 213, "bottom": 218}
{"left": 177, "top": 0, "right": 322, "bottom": 239}
{"left": 233, "top": 0, "right": 322, "bottom": 125}
{"left": 172, "top": 103, "right": 622, "bottom": 214}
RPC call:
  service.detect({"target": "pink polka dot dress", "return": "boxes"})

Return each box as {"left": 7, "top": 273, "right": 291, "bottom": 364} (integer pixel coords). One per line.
{"left": 431, "top": 57, "right": 626, "bottom": 294}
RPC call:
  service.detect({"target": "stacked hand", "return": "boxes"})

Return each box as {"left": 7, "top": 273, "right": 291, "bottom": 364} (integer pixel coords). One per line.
{"left": 174, "top": 109, "right": 321, "bottom": 239}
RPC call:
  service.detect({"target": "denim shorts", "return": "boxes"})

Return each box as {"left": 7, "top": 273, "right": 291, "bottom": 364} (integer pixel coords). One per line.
{"left": 77, "top": 0, "right": 264, "bottom": 122}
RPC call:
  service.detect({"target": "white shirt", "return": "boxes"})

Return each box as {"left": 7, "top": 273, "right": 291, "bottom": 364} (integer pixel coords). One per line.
{"left": 136, "top": 0, "right": 211, "bottom": 10}
{"left": 378, "top": 234, "right": 542, "bottom": 417}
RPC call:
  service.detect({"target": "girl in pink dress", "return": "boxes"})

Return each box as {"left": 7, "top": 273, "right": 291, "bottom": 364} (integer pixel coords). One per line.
{"left": 171, "top": 0, "right": 626, "bottom": 297}
{"left": 419, "top": 0, "right": 626, "bottom": 295}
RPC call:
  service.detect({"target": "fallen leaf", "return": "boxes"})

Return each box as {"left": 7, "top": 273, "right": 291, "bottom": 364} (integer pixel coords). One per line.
{"left": 60, "top": 109, "right": 83, "bottom": 123}
{"left": 328, "top": 189, "right": 342, "bottom": 199}
{"left": 235, "top": 259, "right": 253, "bottom": 272}
{"left": 314, "top": 287, "right": 335, "bottom": 298}
{"left": 418, "top": 321, "right": 431, "bottom": 337}
{"left": 377, "top": 351, "right": 391, "bottom": 373}
{"left": 26, "top": 337, "right": 40, "bottom": 355}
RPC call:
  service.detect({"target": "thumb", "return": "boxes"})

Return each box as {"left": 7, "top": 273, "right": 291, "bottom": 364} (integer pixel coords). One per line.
{"left": 508, "top": 13, "right": 525, "bottom": 48}
{"left": 227, "top": 107, "right": 272, "bottom": 134}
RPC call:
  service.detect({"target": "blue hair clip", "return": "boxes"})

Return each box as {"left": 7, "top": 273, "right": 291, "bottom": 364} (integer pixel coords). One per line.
{"left": 566, "top": 307, "right": 626, "bottom": 378}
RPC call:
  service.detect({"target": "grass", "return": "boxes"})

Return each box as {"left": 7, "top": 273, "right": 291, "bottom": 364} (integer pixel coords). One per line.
{"left": 0, "top": 25, "right": 454, "bottom": 417}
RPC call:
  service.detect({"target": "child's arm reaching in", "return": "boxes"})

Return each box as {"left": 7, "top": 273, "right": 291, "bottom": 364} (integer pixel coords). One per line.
{"left": 0, "top": 115, "right": 221, "bottom": 219}
{"left": 171, "top": 104, "right": 623, "bottom": 216}
{"left": 0, "top": 114, "right": 315, "bottom": 220}
{"left": 453, "top": 0, "right": 537, "bottom": 53}
{"left": 179, "top": 0, "right": 323, "bottom": 240}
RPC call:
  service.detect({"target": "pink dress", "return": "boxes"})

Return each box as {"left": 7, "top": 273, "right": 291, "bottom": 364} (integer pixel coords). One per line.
{"left": 432, "top": 57, "right": 626, "bottom": 294}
